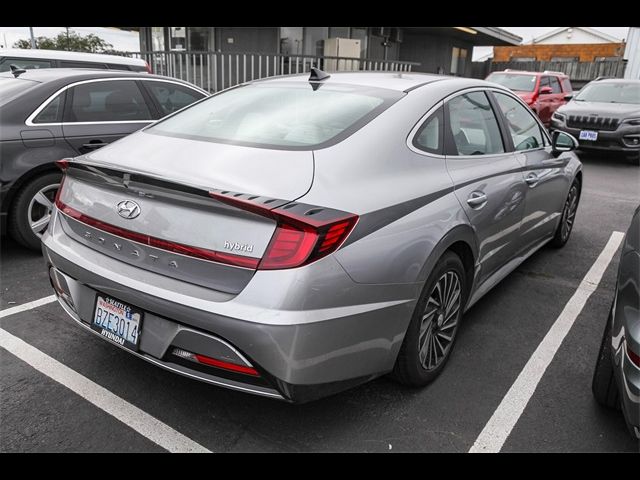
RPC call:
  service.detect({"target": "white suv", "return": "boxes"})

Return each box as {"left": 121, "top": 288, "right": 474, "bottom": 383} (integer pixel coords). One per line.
{"left": 0, "top": 48, "right": 149, "bottom": 73}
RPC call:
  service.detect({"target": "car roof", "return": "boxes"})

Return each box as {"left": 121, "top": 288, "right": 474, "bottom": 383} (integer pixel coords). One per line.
{"left": 251, "top": 71, "right": 458, "bottom": 92}
{"left": 592, "top": 78, "right": 640, "bottom": 84}
{"left": 491, "top": 70, "right": 568, "bottom": 77}
{"left": 0, "top": 48, "right": 146, "bottom": 66}
{"left": 0, "top": 68, "right": 204, "bottom": 89}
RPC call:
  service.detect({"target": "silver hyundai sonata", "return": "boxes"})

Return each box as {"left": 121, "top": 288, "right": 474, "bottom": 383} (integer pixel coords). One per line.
{"left": 43, "top": 71, "right": 583, "bottom": 402}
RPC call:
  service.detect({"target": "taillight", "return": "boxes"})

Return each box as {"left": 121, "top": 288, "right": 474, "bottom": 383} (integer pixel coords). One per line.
{"left": 55, "top": 159, "right": 69, "bottom": 171}
{"left": 628, "top": 343, "right": 640, "bottom": 368}
{"left": 53, "top": 159, "right": 70, "bottom": 205}
{"left": 172, "top": 348, "right": 259, "bottom": 376}
{"left": 209, "top": 191, "right": 358, "bottom": 270}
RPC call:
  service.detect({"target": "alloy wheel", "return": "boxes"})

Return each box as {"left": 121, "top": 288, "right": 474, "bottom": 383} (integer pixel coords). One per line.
{"left": 27, "top": 183, "right": 59, "bottom": 238}
{"left": 418, "top": 270, "right": 462, "bottom": 371}
{"left": 560, "top": 185, "right": 578, "bottom": 242}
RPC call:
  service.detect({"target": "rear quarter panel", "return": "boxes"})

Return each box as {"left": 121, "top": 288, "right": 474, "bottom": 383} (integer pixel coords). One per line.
{"left": 306, "top": 79, "right": 477, "bottom": 285}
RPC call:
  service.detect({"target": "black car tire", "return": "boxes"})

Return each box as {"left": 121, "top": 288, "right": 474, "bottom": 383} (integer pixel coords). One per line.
{"left": 391, "top": 251, "right": 466, "bottom": 387}
{"left": 628, "top": 152, "right": 640, "bottom": 166}
{"left": 592, "top": 306, "right": 620, "bottom": 410}
{"left": 8, "top": 172, "right": 62, "bottom": 251}
{"left": 550, "top": 179, "right": 580, "bottom": 248}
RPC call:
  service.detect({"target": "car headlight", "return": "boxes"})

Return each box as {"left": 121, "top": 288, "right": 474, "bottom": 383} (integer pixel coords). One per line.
{"left": 621, "top": 117, "right": 640, "bottom": 126}
{"left": 552, "top": 112, "right": 566, "bottom": 122}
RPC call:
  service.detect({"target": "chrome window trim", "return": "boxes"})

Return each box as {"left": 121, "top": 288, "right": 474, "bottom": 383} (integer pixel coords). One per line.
{"left": 26, "top": 77, "right": 208, "bottom": 127}
{"left": 407, "top": 86, "right": 551, "bottom": 158}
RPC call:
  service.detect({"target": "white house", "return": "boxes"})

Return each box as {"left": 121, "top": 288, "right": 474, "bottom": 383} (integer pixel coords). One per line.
{"left": 531, "top": 27, "right": 621, "bottom": 45}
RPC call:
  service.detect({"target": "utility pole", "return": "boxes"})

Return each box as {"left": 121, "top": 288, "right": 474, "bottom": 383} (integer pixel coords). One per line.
{"left": 29, "top": 27, "right": 36, "bottom": 49}
{"left": 65, "top": 27, "right": 70, "bottom": 51}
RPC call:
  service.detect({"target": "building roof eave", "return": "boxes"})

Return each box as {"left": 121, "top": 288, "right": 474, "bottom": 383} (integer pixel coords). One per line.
{"left": 472, "top": 27, "right": 522, "bottom": 46}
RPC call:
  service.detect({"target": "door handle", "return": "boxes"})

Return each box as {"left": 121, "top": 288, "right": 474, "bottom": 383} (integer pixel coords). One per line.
{"left": 466, "top": 191, "right": 487, "bottom": 209}
{"left": 525, "top": 173, "right": 539, "bottom": 187}
{"left": 81, "top": 142, "right": 109, "bottom": 149}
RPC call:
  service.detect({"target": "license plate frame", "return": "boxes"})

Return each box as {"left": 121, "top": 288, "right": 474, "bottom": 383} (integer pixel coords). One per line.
{"left": 91, "top": 294, "right": 143, "bottom": 352}
{"left": 579, "top": 130, "right": 598, "bottom": 141}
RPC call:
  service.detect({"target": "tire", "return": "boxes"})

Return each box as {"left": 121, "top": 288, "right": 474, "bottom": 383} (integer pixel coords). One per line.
{"left": 549, "top": 179, "right": 580, "bottom": 248}
{"left": 391, "top": 251, "right": 467, "bottom": 387}
{"left": 8, "top": 172, "right": 61, "bottom": 251}
{"left": 628, "top": 152, "right": 640, "bottom": 166}
{"left": 592, "top": 306, "right": 620, "bottom": 409}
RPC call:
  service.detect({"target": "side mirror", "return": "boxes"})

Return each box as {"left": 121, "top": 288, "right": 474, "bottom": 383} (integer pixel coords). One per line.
{"left": 539, "top": 86, "right": 553, "bottom": 95}
{"left": 552, "top": 130, "right": 578, "bottom": 155}
{"left": 563, "top": 94, "right": 574, "bottom": 101}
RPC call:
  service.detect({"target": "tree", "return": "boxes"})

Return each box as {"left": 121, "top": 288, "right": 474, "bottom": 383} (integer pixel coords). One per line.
{"left": 13, "top": 30, "right": 113, "bottom": 53}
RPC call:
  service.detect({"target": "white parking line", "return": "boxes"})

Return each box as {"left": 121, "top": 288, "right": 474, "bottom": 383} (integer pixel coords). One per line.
{"left": 470, "top": 231, "right": 625, "bottom": 453}
{"left": 0, "top": 295, "right": 57, "bottom": 319}
{"left": 0, "top": 327, "right": 211, "bottom": 453}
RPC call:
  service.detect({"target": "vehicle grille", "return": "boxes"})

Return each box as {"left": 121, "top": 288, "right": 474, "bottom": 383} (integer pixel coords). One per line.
{"left": 566, "top": 115, "right": 619, "bottom": 131}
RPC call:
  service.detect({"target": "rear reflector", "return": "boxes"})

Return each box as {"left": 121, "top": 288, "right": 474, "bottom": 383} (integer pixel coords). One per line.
{"left": 172, "top": 348, "right": 259, "bottom": 376}
{"left": 628, "top": 343, "right": 640, "bottom": 368}
{"left": 55, "top": 198, "right": 260, "bottom": 269}
{"left": 209, "top": 191, "right": 358, "bottom": 270}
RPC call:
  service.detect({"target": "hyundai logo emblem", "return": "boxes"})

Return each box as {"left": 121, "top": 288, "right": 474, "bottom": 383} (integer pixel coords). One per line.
{"left": 116, "top": 200, "right": 141, "bottom": 219}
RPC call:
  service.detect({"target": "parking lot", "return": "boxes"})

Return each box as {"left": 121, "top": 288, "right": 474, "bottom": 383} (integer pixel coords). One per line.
{"left": 1, "top": 153, "right": 639, "bottom": 453}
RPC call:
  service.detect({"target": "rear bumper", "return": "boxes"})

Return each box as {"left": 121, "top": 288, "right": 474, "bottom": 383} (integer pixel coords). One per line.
{"left": 42, "top": 209, "right": 418, "bottom": 402}
{"left": 550, "top": 120, "right": 640, "bottom": 154}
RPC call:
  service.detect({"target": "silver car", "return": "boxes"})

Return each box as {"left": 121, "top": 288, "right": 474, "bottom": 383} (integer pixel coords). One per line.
{"left": 43, "top": 71, "right": 583, "bottom": 402}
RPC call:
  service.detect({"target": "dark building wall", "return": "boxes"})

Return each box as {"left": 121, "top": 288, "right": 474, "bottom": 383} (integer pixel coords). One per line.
{"left": 368, "top": 34, "right": 400, "bottom": 61}
{"left": 400, "top": 32, "right": 475, "bottom": 76}
{"left": 215, "top": 27, "right": 279, "bottom": 53}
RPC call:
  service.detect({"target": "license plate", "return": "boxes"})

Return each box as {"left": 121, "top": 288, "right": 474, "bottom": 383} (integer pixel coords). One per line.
{"left": 579, "top": 130, "right": 598, "bottom": 141}
{"left": 91, "top": 295, "right": 143, "bottom": 351}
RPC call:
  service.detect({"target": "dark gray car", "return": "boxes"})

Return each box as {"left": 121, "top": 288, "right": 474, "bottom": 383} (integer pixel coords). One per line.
{"left": 0, "top": 69, "right": 207, "bottom": 249}
{"left": 593, "top": 205, "right": 640, "bottom": 440}
{"left": 550, "top": 78, "right": 640, "bottom": 164}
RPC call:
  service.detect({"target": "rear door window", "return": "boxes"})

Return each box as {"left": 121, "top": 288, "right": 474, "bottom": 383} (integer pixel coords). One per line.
{"left": 549, "top": 77, "right": 562, "bottom": 94}
{"left": 445, "top": 91, "right": 504, "bottom": 156}
{"left": 66, "top": 80, "right": 152, "bottom": 122}
{"left": 561, "top": 78, "right": 573, "bottom": 93}
{"left": 539, "top": 76, "right": 550, "bottom": 89}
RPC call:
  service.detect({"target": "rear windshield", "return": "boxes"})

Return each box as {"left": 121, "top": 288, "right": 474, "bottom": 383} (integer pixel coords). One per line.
{"left": 486, "top": 73, "right": 537, "bottom": 92}
{"left": 0, "top": 76, "right": 38, "bottom": 106}
{"left": 574, "top": 82, "right": 640, "bottom": 104}
{"left": 146, "top": 83, "right": 403, "bottom": 150}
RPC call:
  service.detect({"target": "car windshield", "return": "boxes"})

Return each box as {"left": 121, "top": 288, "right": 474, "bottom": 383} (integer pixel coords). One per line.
{"left": 486, "top": 73, "right": 537, "bottom": 92}
{"left": 0, "top": 76, "right": 38, "bottom": 106}
{"left": 574, "top": 82, "right": 640, "bottom": 104}
{"left": 146, "top": 83, "right": 402, "bottom": 150}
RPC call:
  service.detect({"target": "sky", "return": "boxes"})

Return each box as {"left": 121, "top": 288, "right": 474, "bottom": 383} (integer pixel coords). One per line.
{"left": 472, "top": 26, "right": 631, "bottom": 60}
{"left": 0, "top": 27, "right": 140, "bottom": 51}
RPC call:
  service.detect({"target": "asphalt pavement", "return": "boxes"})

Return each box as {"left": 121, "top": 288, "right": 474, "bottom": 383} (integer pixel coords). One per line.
{"left": 1, "top": 152, "right": 639, "bottom": 452}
